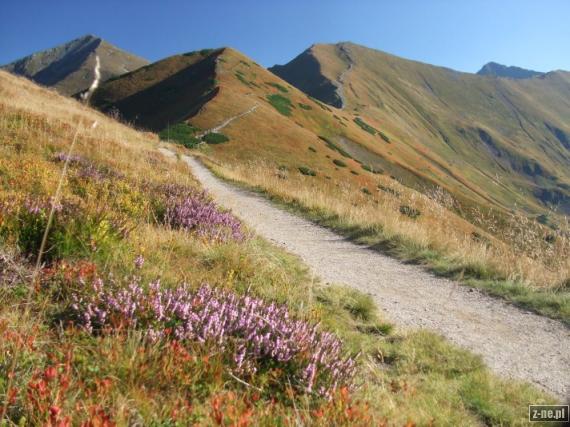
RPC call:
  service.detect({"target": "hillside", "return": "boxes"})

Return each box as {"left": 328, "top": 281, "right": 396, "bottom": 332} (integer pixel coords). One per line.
{"left": 270, "top": 43, "right": 570, "bottom": 217}
{"left": 1, "top": 35, "right": 148, "bottom": 95}
{"left": 477, "top": 62, "right": 545, "bottom": 79}
{"left": 88, "top": 44, "right": 570, "bottom": 297}
{"left": 1, "top": 69, "right": 558, "bottom": 424}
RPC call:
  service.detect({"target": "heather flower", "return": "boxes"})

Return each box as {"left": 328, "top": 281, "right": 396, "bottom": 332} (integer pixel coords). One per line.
{"left": 70, "top": 279, "right": 356, "bottom": 396}
{"left": 159, "top": 186, "right": 246, "bottom": 242}
{"left": 134, "top": 254, "right": 145, "bottom": 269}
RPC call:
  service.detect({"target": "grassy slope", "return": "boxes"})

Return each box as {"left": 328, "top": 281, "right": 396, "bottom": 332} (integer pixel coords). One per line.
{"left": 272, "top": 43, "right": 570, "bottom": 218}
{"left": 89, "top": 46, "right": 570, "bottom": 319}
{"left": 0, "top": 71, "right": 556, "bottom": 425}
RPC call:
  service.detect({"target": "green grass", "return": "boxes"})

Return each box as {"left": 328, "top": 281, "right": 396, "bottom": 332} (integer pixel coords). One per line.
{"left": 353, "top": 117, "right": 378, "bottom": 135}
{"left": 265, "top": 82, "right": 289, "bottom": 93}
{"left": 202, "top": 132, "right": 229, "bottom": 144}
{"left": 158, "top": 122, "right": 200, "bottom": 148}
{"left": 266, "top": 94, "right": 294, "bottom": 116}
{"left": 318, "top": 136, "right": 353, "bottom": 159}
{"left": 298, "top": 166, "right": 316, "bottom": 176}
{"left": 362, "top": 164, "right": 383, "bottom": 174}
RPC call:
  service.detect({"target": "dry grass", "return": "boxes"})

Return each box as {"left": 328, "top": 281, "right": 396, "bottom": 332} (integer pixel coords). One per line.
{"left": 0, "top": 70, "right": 556, "bottom": 425}
{"left": 207, "top": 158, "right": 570, "bottom": 290}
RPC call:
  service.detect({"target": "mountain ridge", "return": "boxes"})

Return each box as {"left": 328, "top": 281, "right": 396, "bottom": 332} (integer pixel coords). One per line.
{"left": 1, "top": 34, "right": 149, "bottom": 95}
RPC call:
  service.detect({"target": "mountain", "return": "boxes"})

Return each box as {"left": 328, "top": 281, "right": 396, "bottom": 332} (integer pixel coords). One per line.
{"left": 477, "top": 62, "right": 544, "bottom": 79}
{"left": 92, "top": 47, "right": 478, "bottom": 210}
{"left": 1, "top": 35, "right": 148, "bottom": 95}
{"left": 270, "top": 43, "right": 570, "bottom": 215}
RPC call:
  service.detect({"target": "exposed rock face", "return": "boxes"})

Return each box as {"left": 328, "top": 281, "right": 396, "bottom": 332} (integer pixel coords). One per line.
{"left": 1, "top": 35, "right": 148, "bottom": 95}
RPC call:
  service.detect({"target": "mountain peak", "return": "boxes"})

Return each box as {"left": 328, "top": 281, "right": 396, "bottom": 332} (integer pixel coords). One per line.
{"left": 477, "top": 62, "right": 544, "bottom": 79}
{"left": 1, "top": 35, "right": 148, "bottom": 95}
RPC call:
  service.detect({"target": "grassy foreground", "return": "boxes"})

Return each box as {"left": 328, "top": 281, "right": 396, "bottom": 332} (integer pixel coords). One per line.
{"left": 200, "top": 157, "right": 570, "bottom": 325}
{"left": 0, "top": 71, "right": 556, "bottom": 425}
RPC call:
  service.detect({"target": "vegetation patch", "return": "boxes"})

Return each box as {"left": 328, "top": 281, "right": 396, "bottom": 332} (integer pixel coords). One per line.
{"left": 308, "top": 146, "right": 317, "bottom": 153}
{"left": 333, "top": 159, "right": 347, "bottom": 168}
{"left": 202, "top": 132, "right": 230, "bottom": 145}
{"left": 353, "top": 117, "right": 378, "bottom": 135}
{"left": 298, "top": 103, "right": 312, "bottom": 110}
{"left": 399, "top": 204, "right": 421, "bottom": 219}
{"left": 158, "top": 122, "right": 200, "bottom": 148}
{"left": 379, "top": 131, "right": 391, "bottom": 143}
{"left": 318, "top": 136, "right": 352, "bottom": 159}
{"left": 361, "top": 188, "right": 372, "bottom": 195}
{"left": 265, "top": 82, "right": 289, "bottom": 93}
{"left": 298, "top": 166, "right": 316, "bottom": 176}
{"left": 267, "top": 94, "right": 293, "bottom": 116}
{"left": 362, "top": 164, "right": 383, "bottom": 174}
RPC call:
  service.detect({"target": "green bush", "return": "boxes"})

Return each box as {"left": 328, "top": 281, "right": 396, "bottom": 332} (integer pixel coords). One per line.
{"left": 202, "top": 132, "right": 229, "bottom": 144}
{"left": 298, "top": 166, "right": 316, "bottom": 176}
{"left": 333, "top": 159, "right": 347, "bottom": 168}
{"left": 400, "top": 205, "right": 421, "bottom": 219}
{"left": 379, "top": 131, "right": 391, "bottom": 143}
{"left": 267, "top": 94, "right": 293, "bottom": 116}
{"left": 266, "top": 82, "right": 289, "bottom": 93}
{"left": 361, "top": 164, "right": 383, "bottom": 174}
{"left": 353, "top": 117, "right": 378, "bottom": 135}
{"left": 158, "top": 123, "right": 200, "bottom": 148}
{"left": 319, "top": 136, "right": 352, "bottom": 159}
{"left": 361, "top": 188, "right": 372, "bottom": 195}
{"left": 298, "top": 103, "right": 312, "bottom": 110}
{"left": 199, "top": 48, "right": 214, "bottom": 56}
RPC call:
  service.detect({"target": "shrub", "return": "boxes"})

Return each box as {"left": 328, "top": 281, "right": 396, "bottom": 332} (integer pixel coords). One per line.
{"left": 399, "top": 205, "right": 421, "bottom": 219}
{"left": 378, "top": 185, "right": 400, "bottom": 197}
{"left": 163, "top": 189, "right": 244, "bottom": 242}
{"left": 379, "top": 131, "right": 391, "bottom": 143}
{"left": 353, "top": 117, "right": 377, "bottom": 135}
{"left": 333, "top": 159, "right": 347, "bottom": 168}
{"left": 200, "top": 48, "right": 214, "bottom": 56}
{"left": 361, "top": 164, "right": 383, "bottom": 174}
{"left": 361, "top": 188, "right": 372, "bottom": 195}
{"left": 202, "top": 132, "right": 229, "bottom": 144}
{"left": 267, "top": 94, "right": 293, "bottom": 116}
{"left": 1, "top": 196, "right": 127, "bottom": 262}
{"left": 298, "top": 167, "right": 316, "bottom": 176}
{"left": 308, "top": 146, "right": 317, "bottom": 153}
{"left": 298, "top": 103, "right": 312, "bottom": 110}
{"left": 235, "top": 72, "right": 253, "bottom": 87}
{"left": 159, "top": 123, "right": 200, "bottom": 148}
{"left": 70, "top": 281, "right": 357, "bottom": 397}
{"left": 318, "top": 136, "right": 353, "bottom": 159}
{"left": 266, "top": 82, "right": 289, "bottom": 93}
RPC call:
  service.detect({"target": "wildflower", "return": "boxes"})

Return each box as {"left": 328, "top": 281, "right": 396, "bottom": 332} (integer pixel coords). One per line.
{"left": 134, "top": 254, "right": 144, "bottom": 269}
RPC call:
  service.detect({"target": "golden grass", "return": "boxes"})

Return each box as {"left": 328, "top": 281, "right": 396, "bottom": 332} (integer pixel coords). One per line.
{"left": 0, "top": 70, "right": 556, "bottom": 425}
{"left": 207, "top": 157, "right": 570, "bottom": 289}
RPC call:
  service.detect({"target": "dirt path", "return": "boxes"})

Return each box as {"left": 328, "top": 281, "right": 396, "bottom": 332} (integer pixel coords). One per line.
{"left": 335, "top": 44, "right": 354, "bottom": 109}
{"left": 197, "top": 104, "right": 258, "bottom": 137}
{"left": 162, "top": 150, "right": 570, "bottom": 399}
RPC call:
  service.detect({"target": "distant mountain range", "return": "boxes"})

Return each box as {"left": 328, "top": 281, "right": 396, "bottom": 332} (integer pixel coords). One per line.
{"left": 477, "top": 62, "right": 544, "bottom": 79}
{"left": 1, "top": 35, "right": 148, "bottom": 95}
{"left": 3, "top": 37, "right": 569, "bottom": 217}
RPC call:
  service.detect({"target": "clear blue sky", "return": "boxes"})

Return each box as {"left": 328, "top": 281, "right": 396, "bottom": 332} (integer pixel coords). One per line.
{"left": 1, "top": 0, "right": 569, "bottom": 73}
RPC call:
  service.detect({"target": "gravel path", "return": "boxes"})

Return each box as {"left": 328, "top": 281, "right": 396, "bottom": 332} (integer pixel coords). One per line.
{"left": 165, "top": 150, "right": 570, "bottom": 400}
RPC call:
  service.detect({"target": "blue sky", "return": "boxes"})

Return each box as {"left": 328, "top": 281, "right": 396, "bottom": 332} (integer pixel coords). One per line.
{"left": 1, "top": 0, "right": 569, "bottom": 73}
